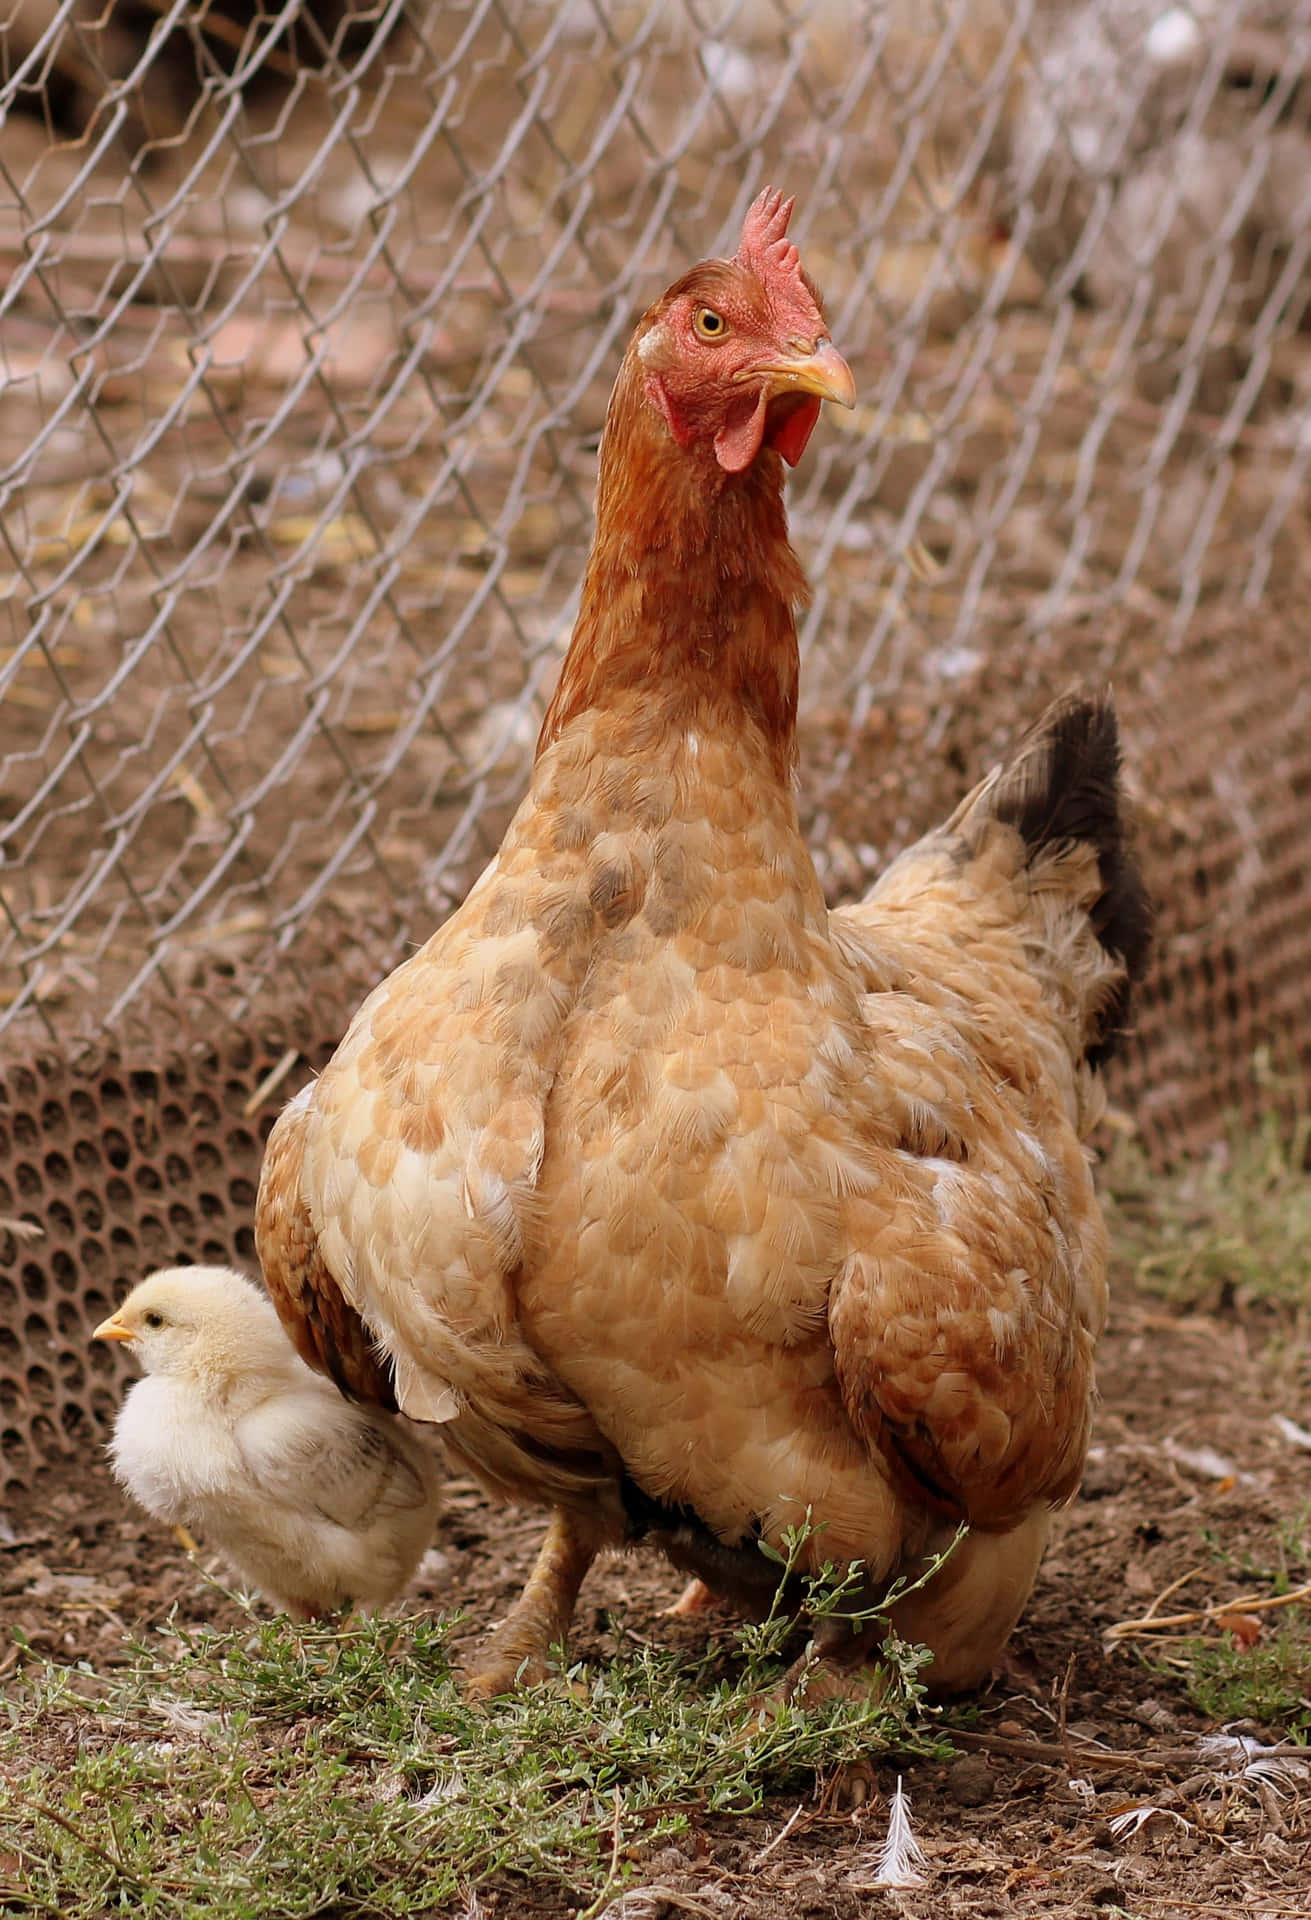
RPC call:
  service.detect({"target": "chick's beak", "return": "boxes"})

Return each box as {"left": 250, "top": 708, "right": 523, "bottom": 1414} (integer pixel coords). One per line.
{"left": 755, "top": 337, "right": 856, "bottom": 409}
{"left": 92, "top": 1314, "right": 134, "bottom": 1344}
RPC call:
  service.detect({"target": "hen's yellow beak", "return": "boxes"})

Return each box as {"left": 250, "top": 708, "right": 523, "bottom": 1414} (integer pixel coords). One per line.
{"left": 92, "top": 1313, "right": 134, "bottom": 1343}
{"left": 754, "top": 337, "right": 856, "bottom": 409}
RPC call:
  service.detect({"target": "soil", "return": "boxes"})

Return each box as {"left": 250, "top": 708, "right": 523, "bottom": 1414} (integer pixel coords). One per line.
{"left": 4, "top": 1279, "right": 1310, "bottom": 1919}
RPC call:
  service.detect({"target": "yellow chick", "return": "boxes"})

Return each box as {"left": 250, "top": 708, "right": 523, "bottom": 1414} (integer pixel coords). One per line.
{"left": 93, "top": 1264, "right": 444, "bottom": 1618}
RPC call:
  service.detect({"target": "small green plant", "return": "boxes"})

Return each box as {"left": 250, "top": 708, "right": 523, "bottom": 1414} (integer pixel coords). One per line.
{"left": 743, "top": 1507, "right": 962, "bottom": 1662}
{"left": 1104, "top": 1089, "right": 1311, "bottom": 1317}
{"left": 0, "top": 1539, "right": 947, "bottom": 1920}
{"left": 1139, "top": 1518, "right": 1311, "bottom": 1739}
{"left": 1197, "top": 1505, "right": 1311, "bottom": 1593}
{"left": 1156, "top": 1616, "right": 1311, "bottom": 1737}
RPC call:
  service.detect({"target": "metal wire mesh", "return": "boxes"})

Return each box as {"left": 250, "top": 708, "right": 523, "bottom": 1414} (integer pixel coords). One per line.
{"left": 3, "top": 0, "right": 1311, "bottom": 1169}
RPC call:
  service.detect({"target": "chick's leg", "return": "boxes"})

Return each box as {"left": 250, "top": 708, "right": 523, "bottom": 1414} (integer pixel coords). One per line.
{"left": 463, "top": 1507, "right": 595, "bottom": 1698}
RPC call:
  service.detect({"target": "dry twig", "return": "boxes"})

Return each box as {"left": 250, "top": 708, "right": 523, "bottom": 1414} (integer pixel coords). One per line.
{"left": 241, "top": 1047, "right": 300, "bottom": 1118}
{"left": 1106, "top": 1578, "right": 1311, "bottom": 1645}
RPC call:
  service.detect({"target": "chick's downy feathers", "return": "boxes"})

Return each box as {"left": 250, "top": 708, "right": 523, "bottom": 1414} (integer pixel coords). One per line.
{"left": 94, "top": 1265, "right": 443, "bottom": 1617}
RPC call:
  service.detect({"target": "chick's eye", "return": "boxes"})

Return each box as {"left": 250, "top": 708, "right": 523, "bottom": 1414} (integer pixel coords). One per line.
{"left": 143, "top": 1311, "right": 165, "bottom": 1329}
{"left": 693, "top": 306, "right": 728, "bottom": 341}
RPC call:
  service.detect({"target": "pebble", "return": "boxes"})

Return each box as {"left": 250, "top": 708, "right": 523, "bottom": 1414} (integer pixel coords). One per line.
{"left": 946, "top": 1752, "right": 995, "bottom": 1806}
{"left": 1132, "top": 1697, "right": 1179, "bottom": 1733}
{"left": 1079, "top": 1452, "right": 1128, "bottom": 1499}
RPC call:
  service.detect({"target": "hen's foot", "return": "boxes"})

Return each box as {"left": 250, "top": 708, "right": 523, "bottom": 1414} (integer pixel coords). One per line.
{"left": 463, "top": 1508, "right": 595, "bottom": 1700}
{"left": 662, "top": 1577, "right": 720, "bottom": 1618}
{"left": 742, "top": 1630, "right": 892, "bottom": 1808}
{"left": 779, "top": 1649, "right": 894, "bottom": 1711}
{"left": 745, "top": 1645, "right": 892, "bottom": 1726}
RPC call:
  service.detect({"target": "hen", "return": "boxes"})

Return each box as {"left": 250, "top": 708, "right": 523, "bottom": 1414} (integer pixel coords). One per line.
{"left": 257, "top": 189, "right": 1150, "bottom": 1698}
{"left": 95, "top": 1266, "right": 443, "bottom": 1617}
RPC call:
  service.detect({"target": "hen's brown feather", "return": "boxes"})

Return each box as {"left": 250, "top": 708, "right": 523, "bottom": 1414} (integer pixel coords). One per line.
{"left": 257, "top": 1097, "right": 398, "bottom": 1409}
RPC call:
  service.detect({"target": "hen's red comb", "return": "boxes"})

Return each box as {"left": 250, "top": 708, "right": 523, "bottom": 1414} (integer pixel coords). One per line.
{"left": 735, "top": 187, "right": 802, "bottom": 288}
{"left": 734, "top": 186, "right": 823, "bottom": 332}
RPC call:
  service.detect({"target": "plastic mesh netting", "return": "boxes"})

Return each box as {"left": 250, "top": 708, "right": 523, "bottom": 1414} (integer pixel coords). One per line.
{"left": 3, "top": 0, "right": 1310, "bottom": 1491}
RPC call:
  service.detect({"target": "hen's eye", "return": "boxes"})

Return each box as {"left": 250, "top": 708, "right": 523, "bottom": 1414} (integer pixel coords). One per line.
{"left": 143, "top": 1310, "right": 165, "bottom": 1329}
{"left": 693, "top": 306, "right": 728, "bottom": 341}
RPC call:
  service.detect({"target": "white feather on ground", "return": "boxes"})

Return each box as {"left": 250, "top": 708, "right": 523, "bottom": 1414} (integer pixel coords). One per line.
{"left": 94, "top": 1264, "right": 444, "bottom": 1617}
{"left": 867, "top": 1776, "right": 928, "bottom": 1890}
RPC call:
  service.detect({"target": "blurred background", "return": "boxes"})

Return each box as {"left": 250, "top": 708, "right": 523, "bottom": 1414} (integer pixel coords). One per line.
{"left": 2, "top": 0, "right": 1310, "bottom": 1484}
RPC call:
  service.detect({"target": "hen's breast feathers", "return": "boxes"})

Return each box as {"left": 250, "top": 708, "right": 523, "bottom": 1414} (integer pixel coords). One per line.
{"left": 257, "top": 717, "right": 692, "bottom": 1508}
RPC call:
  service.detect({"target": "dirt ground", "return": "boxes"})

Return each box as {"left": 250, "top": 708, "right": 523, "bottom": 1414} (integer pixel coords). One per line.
{"left": 4, "top": 17, "right": 1311, "bottom": 1916}
{"left": 4, "top": 1274, "right": 1310, "bottom": 1919}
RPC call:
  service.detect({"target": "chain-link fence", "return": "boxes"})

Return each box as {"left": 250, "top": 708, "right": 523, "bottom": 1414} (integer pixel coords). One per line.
{"left": 3, "top": 0, "right": 1311, "bottom": 1482}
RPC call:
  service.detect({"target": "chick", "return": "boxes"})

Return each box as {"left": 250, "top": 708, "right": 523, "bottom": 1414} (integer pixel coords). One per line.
{"left": 94, "top": 1265, "right": 444, "bottom": 1618}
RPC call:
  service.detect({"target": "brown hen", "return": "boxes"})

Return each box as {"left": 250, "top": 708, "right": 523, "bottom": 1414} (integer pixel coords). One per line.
{"left": 256, "top": 189, "right": 1150, "bottom": 1698}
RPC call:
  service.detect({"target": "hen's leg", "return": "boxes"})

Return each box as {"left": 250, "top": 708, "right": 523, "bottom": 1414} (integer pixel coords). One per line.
{"left": 463, "top": 1507, "right": 595, "bottom": 1698}
{"left": 740, "top": 1614, "right": 891, "bottom": 1810}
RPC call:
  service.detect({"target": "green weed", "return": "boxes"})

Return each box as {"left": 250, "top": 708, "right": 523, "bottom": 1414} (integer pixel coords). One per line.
{"left": 1143, "top": 1517, "right": 1311, "bottom": 1740}
{"left": 1104, "top": 1095, "right": 1311, "bottom": 1317}
{"left": 0, "top": 1550, "right": 945, "bottom": 1919}
{"left": 1154, "top": 1616, "right": 1311, "bottom": 1738}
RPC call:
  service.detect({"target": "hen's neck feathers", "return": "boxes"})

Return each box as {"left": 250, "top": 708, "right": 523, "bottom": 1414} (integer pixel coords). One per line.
{"left": 539, "top": 351, "right": 810, "bottom": 781}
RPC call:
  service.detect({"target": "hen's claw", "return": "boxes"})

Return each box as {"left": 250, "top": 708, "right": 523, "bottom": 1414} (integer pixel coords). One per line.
{"left": 740, "top": 1641, "right": 892, "bottom": 1808}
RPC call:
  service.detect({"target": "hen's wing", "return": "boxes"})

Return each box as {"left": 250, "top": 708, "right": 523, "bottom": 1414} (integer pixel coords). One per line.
{"left": 258, "top": 1096, "right": 397, "bottom": 1408}
{"left": 829, "top": 693, "right": 1149, "bottom": 1529}
{"left": 832, "top": 988, "right": 1106, "bottom": 1529}
{"left": 255, "top": 813, "right": 621, "bottom": 1506}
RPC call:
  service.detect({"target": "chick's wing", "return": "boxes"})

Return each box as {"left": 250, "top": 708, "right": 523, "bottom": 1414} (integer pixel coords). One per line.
{"left": 237, "top": 1391, "right": 435, "bottom": 1532}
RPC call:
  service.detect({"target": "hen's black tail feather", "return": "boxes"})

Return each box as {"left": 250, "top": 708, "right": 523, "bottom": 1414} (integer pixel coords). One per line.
{"left": 991, "top": 690, "right": 1154, "bottom": 1069}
